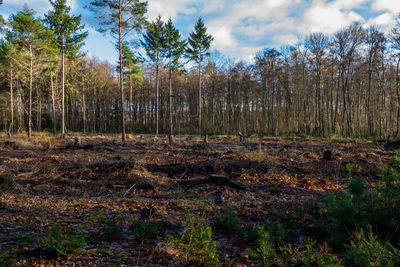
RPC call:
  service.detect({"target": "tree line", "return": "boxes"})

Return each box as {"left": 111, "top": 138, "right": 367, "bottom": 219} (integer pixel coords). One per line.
{"left": 1, "top": 1, "right": 400, "bottom": 140}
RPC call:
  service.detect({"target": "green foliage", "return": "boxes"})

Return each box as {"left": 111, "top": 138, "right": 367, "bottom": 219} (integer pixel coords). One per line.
{"left": 121, "top": 42, "right": 143, "bottom": 82}
{"left": 282, "top": 239, "right": 342, "bottom": 267}
{"left": 141, "top": 15, "right": 165, "bottom": 63}
{"left": 310, "top": 155, "right": 400, "bottom": 249}
{"left": 214, "top": 204, "right": 241, "bottom": 236}
{"left": 172, "top": 214, "right": 219, "bottom": 267}
{"left": 347, "top": 229, "right": 400, "bottom": 267}
{"left": 39, "top": 225, "right": 86, "bottom": 258}
{"left": 164, "top": 18, "right": 186, "bottom": 70}
{"left": 131, "top": 220, "right": 165, "bottom": 242}
{"left": 264, "top": 212, "right": 299, "bottom": 244}
{"left": 206, "top": 122, "right": 220, "bottom": 136}
{"left": 247, "top": 226, "right": 279, "bottom": 267}
{"left": 187, "top": 17, "right": 213, "bottom": 64}
{"left": 268, "top": 186, "right": 282, "bottom": 196}
{"left": 131, "top": 220, "right": 180, "bottom": 242}
{"left": 44, "top": 0, "right": 88, "bottom": 58}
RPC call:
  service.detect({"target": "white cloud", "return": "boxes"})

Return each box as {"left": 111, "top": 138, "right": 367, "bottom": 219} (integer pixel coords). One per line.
{"left": 300, "top": 0, "right": 366, "bottom": 35}
{"left": 372, "top": 0, "right": 400, "bottom": 14}
{"left": 212, "top": 26, "right": 238, "bottom": 49}
{"left": 148, "top": 0, "right": 203, "bottom": 21}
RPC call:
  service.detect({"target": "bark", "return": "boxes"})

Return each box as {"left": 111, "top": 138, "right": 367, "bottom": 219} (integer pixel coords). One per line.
{"left": 51, "top": 74, "right": 56, "bottom": 136}
{"left": 61, "top": 37, "right": 65, "bottom": 136}
{"left": 198, "top": 62, "right": 202, "bottom": 135}
{"left": 9, "top": 64, "right": 13, "bottom": 137}
{"left": 119, "top": 2, "right": 125, "bottom": 142}
{"left": 28, "top": 46, "right": 33, "bottom": 139}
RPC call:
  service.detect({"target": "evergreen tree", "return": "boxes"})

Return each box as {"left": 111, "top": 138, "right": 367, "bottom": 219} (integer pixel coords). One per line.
{"left": 187, "top": 17, "right": 213, "bottom": 135}
{"left": 121, "top": 42, "right": 143, "bottom": 132}
{"left": 8, "top": 6, "right": 52, "bottom": 138}
{"left": 141, "top": 16, "right": 165, "bottom": 135}
{"left": 89, "top": 0, "right": 148, "bottom": 142}
{"left": 45, "top": 0, "right": 88, "bottom": 136}
{"left": 163, "top": 18, "right": 186, "bottom": 142}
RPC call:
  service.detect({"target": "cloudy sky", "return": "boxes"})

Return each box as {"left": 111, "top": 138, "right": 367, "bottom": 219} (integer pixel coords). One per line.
{"left": 1, "top": 0, "right": 400, "bottom": 63}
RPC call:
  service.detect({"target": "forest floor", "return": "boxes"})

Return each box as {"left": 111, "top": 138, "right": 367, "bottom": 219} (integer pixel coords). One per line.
{"left": 0, "top": 134, "right": 393, "bottom": 266}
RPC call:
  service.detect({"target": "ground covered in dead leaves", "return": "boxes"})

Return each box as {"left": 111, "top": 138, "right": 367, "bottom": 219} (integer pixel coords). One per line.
{"left": 0, "top": 134, "right": 392, "bottom": 266}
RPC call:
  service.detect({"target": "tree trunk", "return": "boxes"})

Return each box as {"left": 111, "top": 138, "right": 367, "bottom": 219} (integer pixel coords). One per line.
{"left": 129, "top": 75, "right": 133, "bottom": 132}
{"left": 155, "top": 56, "right": 159, "bottom": 135}
{"left": 51, "top": 74, "right": 56, "bottom": 136}
{"left": 82, "top": 77, "right": 86, "bottom": 134}
{"left": 119, "top": 2, "right": 125, "bottom": 142}
{"left": 169, "top": 61, "right": 173, "bottom": 142}
{"left": 28, "top": 47, "right": 33, "bottom": 139}
{"left": 9, "top": 64, "right": 13, "bottom": 137}
{"left": 198, "top": 62, "right": 202, "bottom": 135}
{"left": 61, "top": 37, "right": 65, "bottom": 136}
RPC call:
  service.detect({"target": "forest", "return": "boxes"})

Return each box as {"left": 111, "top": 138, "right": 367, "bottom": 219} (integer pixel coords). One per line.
{"left": 2, "top": 0, "right": 400, "bottom": 266}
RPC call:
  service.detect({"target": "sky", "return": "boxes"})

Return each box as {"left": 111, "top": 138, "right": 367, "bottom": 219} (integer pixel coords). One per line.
{"left": 1, "top": 0, "right": 400, "bottom": 63}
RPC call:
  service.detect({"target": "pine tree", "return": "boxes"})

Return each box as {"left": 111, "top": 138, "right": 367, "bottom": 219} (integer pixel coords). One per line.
{"left": 121, "top": 42, "right": 143, "bottom": 132}
{"left": 187, "top": 18, "right": 213, "bottom": 135}
{"left": 163, "top": 18, "right": 186, "bottom": 142}
{"left": 141, "top": 16, "right": 165, "bottom": 135}
{"left": 45, "top": 0, "right": 88, "bottom": 137}
{"left": 89, "top": 0, "right": 148, "bottom": 142}
{"left": 8, "top": 6, "right": 52, "bottom": 138}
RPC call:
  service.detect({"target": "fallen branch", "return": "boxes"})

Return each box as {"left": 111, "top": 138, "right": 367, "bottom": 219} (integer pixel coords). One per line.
{"left": 123, "top": 183, "right": 136, "bottom": 197}
{"left": 208, "top": 174, "right": 247, "bottom": 190}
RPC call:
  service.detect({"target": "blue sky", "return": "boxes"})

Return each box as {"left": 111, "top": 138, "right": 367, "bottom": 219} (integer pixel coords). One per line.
{"left": 1, "top": 0, "right": 400, "bottom": 63}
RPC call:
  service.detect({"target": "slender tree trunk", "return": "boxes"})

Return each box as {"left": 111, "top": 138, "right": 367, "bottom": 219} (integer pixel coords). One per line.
{"left": 155, "top": 56, "right": 159, "bottom": 135}
{"left": 28, "top": 47, "right": 33, "bottom": 139}
{"left": 51, "top": 74, "right": 56, "bottom": 136}
{"left": 169, "top": 61, "right": 173, "bottom": 143}
{"left": 119, "top": 2, "right": 125, "bottom": 142}
{"left": 198, "top": 62, "right": 202, "bottom": 135}
{"left": 129, "top": 75, "right": 133, "bottom": 132}
{"left": 396, "top": 57, "right": 400, "bottom": 136}
{"left": 9, "top": 64, "right": 13, "bottom": 137}
{"left": 82, "top": 77, "right": 86, "bottom": 134}
{"left": 61, "top": 37, "right": 65, "bottom": 136}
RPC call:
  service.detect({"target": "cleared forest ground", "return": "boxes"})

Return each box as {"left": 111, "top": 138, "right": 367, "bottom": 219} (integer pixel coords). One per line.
{"left": 0, "top": 135, "right": 394, "bottom": 266}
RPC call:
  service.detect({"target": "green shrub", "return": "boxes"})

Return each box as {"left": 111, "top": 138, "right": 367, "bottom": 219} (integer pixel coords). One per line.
{"left": 309, "top": 156, "right": 400, "bottom": 248}
{"left": 347, "top": 229, "right": 400, "bottom": 267}
{"left": 263, "top": 212, "right": 299, "bottom": 244}
{"left": 214, "top": 204, "right": 241, "bottom": 236}
{"left": 290, "top": 239, "right": 342, "bottom": 267}
{"left": 247, "top": 226, "right": 279, "bottom": 267}
{"left": 40, "top": 225, "right": 86, "bottom": 258}
{"left": 131, "top": 220, "right": 180, "bottom": 242}
{"left": 131, "top": 220, "right": 166, "bottom": 242}
{"left": 172, "top": 214, "right": 219, "bottom": 267}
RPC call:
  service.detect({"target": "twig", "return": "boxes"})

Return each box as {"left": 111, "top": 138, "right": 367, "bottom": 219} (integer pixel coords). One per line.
{"left": 123, "top": 183, "right": 137, "bottom": 197}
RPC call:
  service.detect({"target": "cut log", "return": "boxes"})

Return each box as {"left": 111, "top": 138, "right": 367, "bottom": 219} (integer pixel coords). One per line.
{"left": 208, "top": 174, "right": 246, "bottom": 190}
{"left": 384, "top": 136, "right": 400, "bottom": 151}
